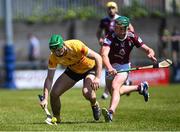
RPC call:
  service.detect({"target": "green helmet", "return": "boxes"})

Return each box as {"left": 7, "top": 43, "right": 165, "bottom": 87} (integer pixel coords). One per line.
{"left": 115, "top": 16, "right": 130, "bottom": 27}
{"left": 49, "top": 34, "right": 64, "bottom": 49}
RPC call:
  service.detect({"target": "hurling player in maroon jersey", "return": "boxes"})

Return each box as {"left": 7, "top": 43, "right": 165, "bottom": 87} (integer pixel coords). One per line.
{"left": 101, "top": 16, "right": 157, "bottom": 122}
{"left": 96, "top": 1, "right": 134, "bottom": 99}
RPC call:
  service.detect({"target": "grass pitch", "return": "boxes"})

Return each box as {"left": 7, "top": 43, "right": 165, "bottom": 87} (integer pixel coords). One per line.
{"left": 0, "top": 84, "right": 180, "bottom": 131}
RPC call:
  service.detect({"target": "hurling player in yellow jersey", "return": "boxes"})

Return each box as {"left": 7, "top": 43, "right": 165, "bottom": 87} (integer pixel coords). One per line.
{"left": 40, "top": 34, "right": 102, "bottom": 123}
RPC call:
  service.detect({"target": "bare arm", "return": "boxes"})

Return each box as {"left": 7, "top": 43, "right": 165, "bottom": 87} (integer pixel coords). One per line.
{"left": 101, "top": 46, "right": 117, "bottom": 75}
{"left": 87, "top": 48, "right": 102, "bottom": 79}
{"left": 101, "top": 46, "right": 111, "bottom": 70}
{"left": 43, "top": 69, "right": 55, "bottom": 99}
{"left": 41, "top": 69, "right": 55, "bottom": 107}
{"left": 140, "top": 44, "right": 157, "bottom": 63}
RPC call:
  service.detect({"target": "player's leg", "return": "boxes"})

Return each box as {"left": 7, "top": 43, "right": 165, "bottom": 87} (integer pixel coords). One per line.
{"left": 101, "top": 75, "right": 132, "bottom": 99}
{"left": 101, "top": 71, "right": 109, "bottom": 99}
{"left": 109, "top": 72, "right": 128, "bottom": 113}
{"left": 102, "top": 72, "right": 127, "bottom": 122}
{"left": 82, "top": 74, "right": 96, "bottom": 105}
{"left": 119, "top": 81, "right": 149, "bottom": 102}
{"left": 105, "top": 77, "right": 113, "bottom": 95}
{"left": 119, "top": 85, "right": 139, "bottom": 95}
{"left": 82, "top": 74, "right": 101, "bottom": 120}
{"left": 101, "top": 86, "right": 109, "bottom": 99}
{"left": 124, "top": 78, "right": 132, "bottom": 85}
{"left": 124, "top": 77, "right": 132, "bottom": 96}
{"left": 106, "top": 74, "right": 149, "bottom": 101}
{"left": 50, "top": 72, "right": 76, "bottom": 122}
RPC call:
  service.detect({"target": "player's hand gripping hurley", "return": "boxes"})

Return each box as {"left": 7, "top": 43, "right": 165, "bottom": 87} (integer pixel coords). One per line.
{"left": 117, "top": 59, "right": 172, "bottom": 73}
{"left": 38, "top": 95, "right": 57, "bottom": 125}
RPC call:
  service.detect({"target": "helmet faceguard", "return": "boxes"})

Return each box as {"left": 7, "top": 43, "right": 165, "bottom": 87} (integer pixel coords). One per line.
{"left": 49, "top": 34, "right": 64, "bottom": 50}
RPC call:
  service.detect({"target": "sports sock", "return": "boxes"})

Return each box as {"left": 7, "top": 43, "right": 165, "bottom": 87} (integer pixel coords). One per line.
{"left": 109, "top": 109, "right": 114, "bottom": 115}
{"left": 137, "top": 84, "right": 143, "bottom": 94}
{"left": 102, "top": 93, "right": 108, "bottom": 98}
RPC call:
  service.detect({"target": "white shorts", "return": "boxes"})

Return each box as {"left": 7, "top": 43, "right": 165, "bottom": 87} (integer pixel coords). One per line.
{"left": 106, "top": 63, "right": 131, "bottom": 79}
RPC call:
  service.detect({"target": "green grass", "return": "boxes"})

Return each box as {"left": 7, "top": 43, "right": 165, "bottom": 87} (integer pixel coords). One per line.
{"left": 0, "top": 84, "right": 180, "bottom": 131}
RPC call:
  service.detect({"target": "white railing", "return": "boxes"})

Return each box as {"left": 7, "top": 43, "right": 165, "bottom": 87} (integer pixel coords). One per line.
{"left": 0, "top": 0, "right": 170, "bottom": 19}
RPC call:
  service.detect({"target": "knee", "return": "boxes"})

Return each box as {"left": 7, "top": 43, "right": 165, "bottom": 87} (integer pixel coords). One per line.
{"left": 119, "top": 89, "right": 124, "bottom": 95}
{"left": 82, "top": 91, "right": 91, "bottom": 99}
{"left": 82, "top": 89, "right": 96, "bottom": 101}
{"left": 111, "top": 84, "right": 120, "bottom": 94}
{"left": 50, "top": 90, "right": 60, "bottom": 99}
{"left": 111, "top": 86, "right": 117, "bottom": 92}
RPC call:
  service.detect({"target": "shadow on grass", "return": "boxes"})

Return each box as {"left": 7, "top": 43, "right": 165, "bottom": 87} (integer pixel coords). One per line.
{"left": 32, "top": 120, "right": 104, "bottom": 125}
{"left": 61, "top": 120, "right": 104, "bottom": 124}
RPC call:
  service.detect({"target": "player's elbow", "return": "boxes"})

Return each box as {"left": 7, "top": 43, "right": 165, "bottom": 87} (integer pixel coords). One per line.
{"left": 101, "top": 52, "right": 108, "bottom": 60}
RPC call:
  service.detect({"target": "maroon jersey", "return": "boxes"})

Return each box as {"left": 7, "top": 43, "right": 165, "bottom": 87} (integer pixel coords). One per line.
{"left": 99, "top": 14, "right": 120, "bottom": 35}
{"left": 103, "top": 31, "right": 144, "bottom": 64}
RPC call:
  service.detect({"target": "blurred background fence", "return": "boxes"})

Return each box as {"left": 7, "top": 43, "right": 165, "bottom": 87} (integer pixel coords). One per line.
{"left": 0, "top": 0, "right": 180, "bottom": 87}
{"left": 0, "top": 0, "right": 179, "bottom": 21}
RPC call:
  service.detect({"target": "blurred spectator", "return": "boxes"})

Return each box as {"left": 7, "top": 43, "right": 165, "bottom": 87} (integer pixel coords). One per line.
{"left": 96, "top": 1, "right": 134, "bottom": 46}
{"left": 96, "top": 1, "right": 120, "bottom": 99}
{"left": 158, "top": 18, "right": 167, "bottom": 58}
{"left": 171, "top": 26, "right": 180, "bottom": 66}
{"left": 158, "top": 18, "right": 171, "bottom": 58}
{"left": 27, "top": 33, "right": 40, "bottom": 62}
{"left": 161, "top": 29, "right": 171, "bottom": 58}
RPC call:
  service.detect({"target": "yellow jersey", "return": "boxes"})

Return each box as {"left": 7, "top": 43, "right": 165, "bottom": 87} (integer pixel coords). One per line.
{"left": 48, "top": 40, "right": 95, "bottom": 74}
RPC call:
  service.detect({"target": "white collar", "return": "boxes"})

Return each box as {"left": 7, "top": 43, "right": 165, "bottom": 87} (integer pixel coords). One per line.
{"left": 116, "top": 33, "right": 127, "bottom": 41}
{"left": 108, "top": 14, "right": 120, "bottom": 20}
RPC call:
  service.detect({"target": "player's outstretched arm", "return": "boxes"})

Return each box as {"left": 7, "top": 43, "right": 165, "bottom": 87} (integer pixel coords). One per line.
{"left": 40, "top": 69, "right": 55, "bottom": 108}
{"left": 140, "top": 44, "right": 157, "bottom": 63}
